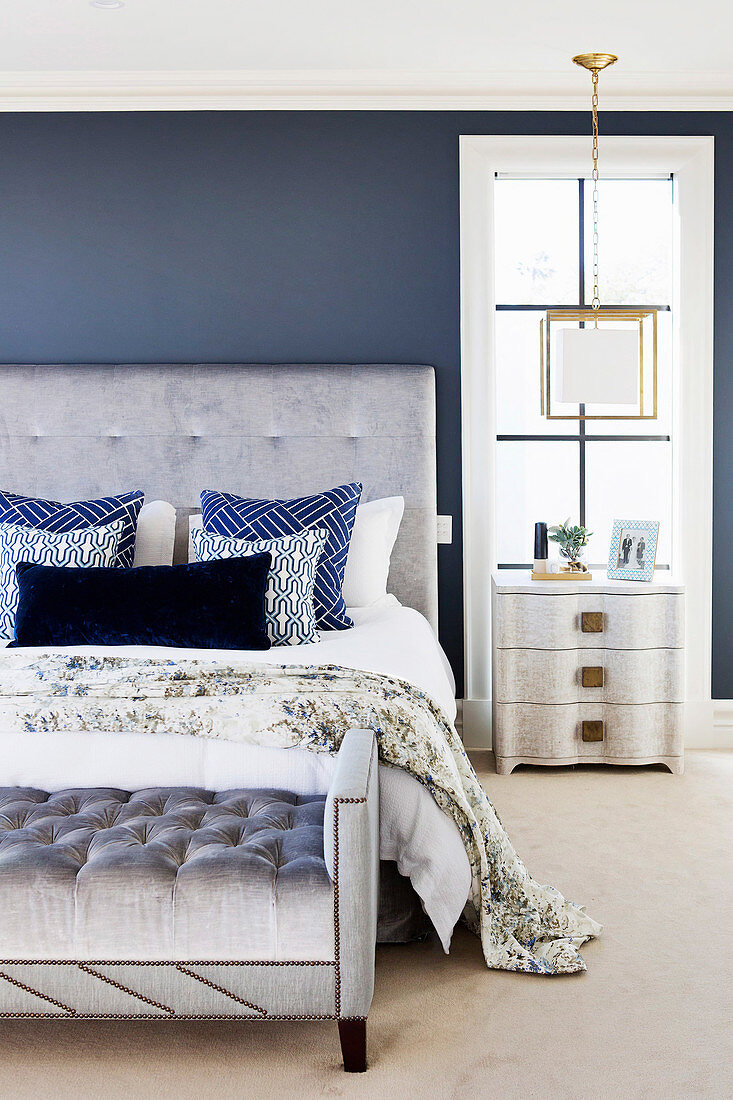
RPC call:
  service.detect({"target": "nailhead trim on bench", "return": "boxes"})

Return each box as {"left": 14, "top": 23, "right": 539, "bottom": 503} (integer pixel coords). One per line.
{"left": 0, "top": 1012, "right": 366, "bottom": 1021}
{"left": 0, "top": 1012, "right": 365, "bottom": 1020}
{"left": 0, "top": 959, "right": 336, "bottom": 967}
{"left": 77, "top": 964, "right": 176, "bottom": 1015}
{"left": 0, "top": 745, "right": 376, "bottom": 1023}
{"left": 331, "top": 747, "right": 373, "bottom": 1018}
{"left": 0, "top": 970, "right": 77, "bottom": 1015}
{"left": 175, "top": 965, "right": 267, "bottom": 1016}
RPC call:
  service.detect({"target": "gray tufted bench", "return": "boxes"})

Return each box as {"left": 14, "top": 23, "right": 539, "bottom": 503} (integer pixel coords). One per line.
{"left": 0, "top": 729, "right": 379, "bottom": 1071}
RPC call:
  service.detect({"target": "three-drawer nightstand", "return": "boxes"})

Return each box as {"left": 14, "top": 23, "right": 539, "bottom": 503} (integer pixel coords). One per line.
{"left": 491, "top": 571, "right": 685, "bottom": 775}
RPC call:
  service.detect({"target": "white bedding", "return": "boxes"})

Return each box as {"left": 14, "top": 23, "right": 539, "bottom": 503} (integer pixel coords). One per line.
{"left": 0, "top": 598, "right": 470, "bottom": 950}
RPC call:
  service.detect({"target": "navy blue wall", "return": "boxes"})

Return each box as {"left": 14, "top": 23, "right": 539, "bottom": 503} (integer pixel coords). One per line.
{"left": 0, "top": 111, "right": 730, "bottom": 694}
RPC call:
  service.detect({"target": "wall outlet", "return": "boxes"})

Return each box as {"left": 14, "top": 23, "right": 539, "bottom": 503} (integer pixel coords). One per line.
{"left": 437, "top": 515, "right": 453, "bottom": 544}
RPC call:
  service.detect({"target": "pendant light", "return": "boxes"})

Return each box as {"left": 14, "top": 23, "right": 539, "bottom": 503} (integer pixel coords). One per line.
{"left": 539, "top": 54, "right": 658, "bottom": 420}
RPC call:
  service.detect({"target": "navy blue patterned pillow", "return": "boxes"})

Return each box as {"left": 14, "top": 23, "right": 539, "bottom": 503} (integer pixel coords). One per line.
{"left": 201, "top": 483, "right": 362, "bottom": 630}
{"left": 0, "top": 490, "right": 144, "bottom": 568}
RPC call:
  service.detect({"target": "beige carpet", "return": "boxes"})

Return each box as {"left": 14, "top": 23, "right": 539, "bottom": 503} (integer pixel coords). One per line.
{"left": 2, "top": 750, "right": 731, "bottom": 1100}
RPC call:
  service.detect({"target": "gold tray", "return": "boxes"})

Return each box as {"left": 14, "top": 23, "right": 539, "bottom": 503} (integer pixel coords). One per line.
{"left": 531, "top": 571, "right": 593, "bottom": 581}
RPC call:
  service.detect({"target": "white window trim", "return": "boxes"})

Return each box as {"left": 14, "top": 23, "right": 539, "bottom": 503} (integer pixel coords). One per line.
{"left": 459, "top": 135, "right": 715, "bottom": 749}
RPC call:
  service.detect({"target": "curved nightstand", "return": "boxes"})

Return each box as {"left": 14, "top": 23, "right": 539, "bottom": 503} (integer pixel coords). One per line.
{"left": 491, "top": 571, "right": 685, "bottom": 775}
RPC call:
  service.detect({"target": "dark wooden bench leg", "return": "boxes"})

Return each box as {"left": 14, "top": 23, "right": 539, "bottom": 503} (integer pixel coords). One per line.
{"left": 338, "top": 1018, "right": 367, "bottom": 1072}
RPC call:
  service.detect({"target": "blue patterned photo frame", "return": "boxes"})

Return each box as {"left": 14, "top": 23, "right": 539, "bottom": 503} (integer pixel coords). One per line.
{"left": 607, "top": 519, "right": 659, "bottom": 581}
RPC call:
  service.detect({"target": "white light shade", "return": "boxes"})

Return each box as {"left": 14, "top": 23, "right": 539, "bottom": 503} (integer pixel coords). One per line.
{"left": 555, "top": 327, "right": 639, "bottom": 405}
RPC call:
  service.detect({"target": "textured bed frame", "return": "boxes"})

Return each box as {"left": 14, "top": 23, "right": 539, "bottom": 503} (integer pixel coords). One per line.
{"left": 0, "top": 363, "right": 438, "bottom": 1069}
{"left": 0, "top": 363, "right": 438, "bottom": 628}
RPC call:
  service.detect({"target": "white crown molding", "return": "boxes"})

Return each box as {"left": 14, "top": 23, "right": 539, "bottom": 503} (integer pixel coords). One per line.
{"left": 0, "top": 69, "right": 732, "bottom": 111}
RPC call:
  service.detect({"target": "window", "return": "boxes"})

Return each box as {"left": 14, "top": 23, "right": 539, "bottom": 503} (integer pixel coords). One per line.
{"left": 493, "top": 177, "right": 674, "bottom": 571}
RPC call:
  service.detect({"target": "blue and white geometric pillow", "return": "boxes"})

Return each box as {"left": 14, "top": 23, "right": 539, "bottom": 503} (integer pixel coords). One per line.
{"left": 192, "top": 527, "right": 327, "bottom": 647}
{"left": 201, "top": 483, "right": 362, "bottom": 631}
{"left": 0, "top": 519, "right": 125, "bottom": 642}
{"left": 0, "top": 490, "right": 144, "bottom": 568}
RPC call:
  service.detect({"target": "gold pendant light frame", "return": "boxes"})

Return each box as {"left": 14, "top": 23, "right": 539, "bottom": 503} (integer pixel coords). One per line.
{"left": 540, "top": 308, "right": 658, "bottom": 420}
{"left": 539, "top": 53, "right": 659, "bottom": 421}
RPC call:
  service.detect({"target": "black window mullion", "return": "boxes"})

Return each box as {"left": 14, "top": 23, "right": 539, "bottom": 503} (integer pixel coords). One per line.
{"left": 495, "top": 303, "right": 671, "bottom": 311}
{"left": 498, "top": 434, "right": 670, "bottom": 442}
{"left": 497, "top": 562, "right": 671, "bottom": 571}
{"left": 578, "top": 178, "right": 586, "bottom": 528}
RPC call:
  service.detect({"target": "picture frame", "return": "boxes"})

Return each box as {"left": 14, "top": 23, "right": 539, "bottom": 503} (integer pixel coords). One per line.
{"left": 607, "top": 519, "right": 659, "bottom": 581}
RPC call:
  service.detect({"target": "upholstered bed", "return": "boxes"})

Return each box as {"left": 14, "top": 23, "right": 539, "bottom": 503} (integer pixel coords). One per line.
{"left": 0, "top": 363, "right": 602, "bottom": 1071}
{"left": 0, "top": 360, "right": 456, "bottom": 916}
{"left": 0, "top": 364, "right": 452, "bottom": 1069}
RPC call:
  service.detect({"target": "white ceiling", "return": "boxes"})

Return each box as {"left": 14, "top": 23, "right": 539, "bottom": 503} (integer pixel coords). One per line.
{"left": 0, "top": 0, "right": 731, "bottom": 109}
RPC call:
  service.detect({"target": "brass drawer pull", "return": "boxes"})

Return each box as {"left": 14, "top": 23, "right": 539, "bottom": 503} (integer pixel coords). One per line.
{"left": 582, "top": 720, "right": 604, "bottom": 742}
{"left": 581, "top": 611, "right": 604, "bottom": 633}
{"left": 582, "top": 666, "right": 604, "bottom": 688}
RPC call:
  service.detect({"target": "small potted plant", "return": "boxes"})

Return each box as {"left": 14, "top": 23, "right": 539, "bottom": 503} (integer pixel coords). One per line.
{"left": 548, "top": 518, "right": 592, "bottom": 573}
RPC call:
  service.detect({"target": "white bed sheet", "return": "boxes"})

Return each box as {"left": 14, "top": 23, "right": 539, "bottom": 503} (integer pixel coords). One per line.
{"left": 0, "top": 599, "right": 470, "bottom": 950}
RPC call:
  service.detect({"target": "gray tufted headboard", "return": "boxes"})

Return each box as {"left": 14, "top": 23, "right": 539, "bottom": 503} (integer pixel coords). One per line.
{"left": 0, "top": 364, "right": 438, "bottom": 629}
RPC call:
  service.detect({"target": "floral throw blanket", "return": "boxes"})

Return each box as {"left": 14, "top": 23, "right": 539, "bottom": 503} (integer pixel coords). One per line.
{"left": 0, "top": 652, "right": 602, "bottom": 975}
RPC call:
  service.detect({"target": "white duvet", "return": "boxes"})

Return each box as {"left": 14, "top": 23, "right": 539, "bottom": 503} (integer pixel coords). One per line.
{"left": 0, "top": 597, "right": 471, "bottom": 950}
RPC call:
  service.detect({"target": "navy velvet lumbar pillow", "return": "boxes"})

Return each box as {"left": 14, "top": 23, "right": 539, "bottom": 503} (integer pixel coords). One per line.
{"left": 11, "top": 554, "right": 272, "bottom": 650}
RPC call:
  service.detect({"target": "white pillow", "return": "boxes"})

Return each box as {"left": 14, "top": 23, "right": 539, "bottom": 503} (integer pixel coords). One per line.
{"left": 189, "top": 512, "right": 203, "bottom": 561}
{"left": 342, "top": 496, "right": 404, "bottom": 608}
{"left": 133, "top": 501, "right": 176, "bottom": 567}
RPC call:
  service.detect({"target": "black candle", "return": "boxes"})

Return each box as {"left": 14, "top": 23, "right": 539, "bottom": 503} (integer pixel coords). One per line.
{"left": 534, "top": 522, "right": 548, "bottom": 561}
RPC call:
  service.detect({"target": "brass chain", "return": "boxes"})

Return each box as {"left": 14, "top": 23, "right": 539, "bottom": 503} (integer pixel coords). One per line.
{"left": 591, "top": 69, "right": 601, "bottom": 313}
